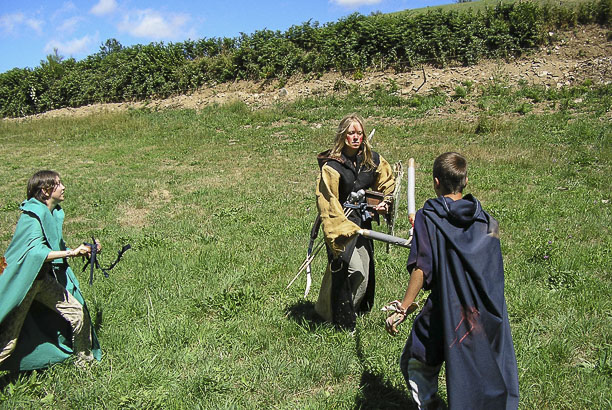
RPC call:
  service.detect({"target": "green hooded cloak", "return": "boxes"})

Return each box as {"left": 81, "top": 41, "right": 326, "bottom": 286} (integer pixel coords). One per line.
{"left": 0, "top": 198, "right": 101, "bottom": 371}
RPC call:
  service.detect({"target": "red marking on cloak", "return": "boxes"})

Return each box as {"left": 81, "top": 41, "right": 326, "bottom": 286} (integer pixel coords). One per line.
{"left": 449, "top": 306, "right": 481, "bottom": 348}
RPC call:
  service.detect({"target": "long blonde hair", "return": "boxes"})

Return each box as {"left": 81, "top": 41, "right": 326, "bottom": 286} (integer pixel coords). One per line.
{"left": 328, "top": 113, "right": 375, "bottom": 169}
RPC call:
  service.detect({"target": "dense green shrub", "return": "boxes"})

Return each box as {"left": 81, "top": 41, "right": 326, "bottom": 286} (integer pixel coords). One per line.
{"left": 0, "top": 0, "right": 607, "bottom": 117}
{"left": 0, "top": 68, "right": 35, "bottom": 116}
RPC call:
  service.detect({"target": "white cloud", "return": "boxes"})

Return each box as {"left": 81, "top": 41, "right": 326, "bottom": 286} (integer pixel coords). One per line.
{"left": 90, "top": 0, "right": 118, "bottom": 16}
{"left": 0, "top": 12, "right": 23, "bottom": 33}
{"left": 118, "top": 9, "right": 190, "bottom": 40}
{"left": 0, "top": 12, "right": 44, "bottom": 35}
{"left": 57, "top": 16, "right": 83, "bottom": 34}
{"left": 26, "top": 18, "right": 44, "bottom": 34}
{"left": 45, "top": 34, "right": 96, "bottom": 56}
{"left": 330, "top": 0, "right": 383, "bottom": 6}
{"left": 52, "top": 2, "right": 77, "bottom": 20}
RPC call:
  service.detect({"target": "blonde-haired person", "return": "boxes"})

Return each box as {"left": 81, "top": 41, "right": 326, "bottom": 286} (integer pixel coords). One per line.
{"left": 0, "top": 170, "right": 101, "bottom": 371}
{"left": 315, "top": 114, "right": 395, "bottom": 330}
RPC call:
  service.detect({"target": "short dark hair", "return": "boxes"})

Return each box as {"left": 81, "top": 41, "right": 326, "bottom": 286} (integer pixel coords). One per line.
{"left": 433, "top": 152, "right": 467, "bottom": 194}
{"left": 27, "top": 170, "right": 60, "bottom": 202}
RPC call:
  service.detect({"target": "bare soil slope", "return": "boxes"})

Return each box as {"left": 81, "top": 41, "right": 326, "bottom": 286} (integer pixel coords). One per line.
{"left": 17, "top": 25, "right": 611, "bottom": 120}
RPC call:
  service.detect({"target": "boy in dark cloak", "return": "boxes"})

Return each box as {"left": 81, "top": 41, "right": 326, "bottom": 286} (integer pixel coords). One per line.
{"left": 385, "top": 152, "right": 519, "bottom": 409}
{"left": 0, "top": 170, "right": 101, "bottom": 371}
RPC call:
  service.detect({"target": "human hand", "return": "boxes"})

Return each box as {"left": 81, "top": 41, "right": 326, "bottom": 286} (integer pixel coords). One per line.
{"left": 94, "top": 238, "right": 102, "bottom": 253}
{"left": 373, "top": 201, "right": 389, "bottom": 215}
{"left": 385, "top": 312, "right": 406, "bottom": 336}
{"left": 382, "top": 300, "right": 419, "bottom": 336}
{"left": 72, "top": 244, "right": 92, "bottom": 257}
{"left": 382, "top": 300, "right": 406, "bottom": 336}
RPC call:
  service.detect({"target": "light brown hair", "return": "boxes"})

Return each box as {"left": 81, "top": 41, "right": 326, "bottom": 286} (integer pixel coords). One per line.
{"left": 433, "top": 152, "right": 467, "bottom": 194}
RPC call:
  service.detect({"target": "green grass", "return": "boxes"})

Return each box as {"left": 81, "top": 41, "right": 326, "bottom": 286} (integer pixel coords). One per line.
{"left": 0, "top": 80, "right": 610, "bottom": 408}
{"left": 400, "top": 0, "right": 599, "bottom": 15}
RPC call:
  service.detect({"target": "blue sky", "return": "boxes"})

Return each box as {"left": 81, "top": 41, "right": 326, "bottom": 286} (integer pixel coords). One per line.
{"left": 0, "top": 0, "right": 452, "bottom": 73}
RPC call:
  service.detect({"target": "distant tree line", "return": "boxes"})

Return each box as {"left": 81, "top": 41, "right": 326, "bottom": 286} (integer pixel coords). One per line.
{"left": 0, "top": 0, "right": 609, "bottom": 117}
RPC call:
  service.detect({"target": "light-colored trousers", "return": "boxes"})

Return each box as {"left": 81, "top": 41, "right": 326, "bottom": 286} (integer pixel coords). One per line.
{"left": 0, "top": 273, "right": 93, "bottom": 365}
{"left": 400, "top": 338, "right": 446, "bottom": 410}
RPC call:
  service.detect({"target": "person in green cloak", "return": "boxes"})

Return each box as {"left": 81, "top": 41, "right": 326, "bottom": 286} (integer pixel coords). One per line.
{"left": 0, "top": 170, "right": 101, "bottom": 371}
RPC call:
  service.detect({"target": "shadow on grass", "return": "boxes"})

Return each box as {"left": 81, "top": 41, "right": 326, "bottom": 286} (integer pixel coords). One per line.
{"left": 353, "top": 328, "right": 416, "bottom": 410}
{"left": 284, "top": 300, "right": 327, "bottom": 332}
{"left": 285, "top": 301, "right": 415, "bottom": 408}
{"left": 0, "top": 369, "right": 30, "bottom": 391}
{"left": 93, "top": 308, "right": 103, "bottom": 332}
{"left": 355, "top": 370, "right": 417, "bottom": 410}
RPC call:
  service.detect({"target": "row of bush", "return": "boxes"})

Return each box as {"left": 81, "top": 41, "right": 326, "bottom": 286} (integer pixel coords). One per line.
{"left": 1, "top": 0, "right": 609, "bottom": 117}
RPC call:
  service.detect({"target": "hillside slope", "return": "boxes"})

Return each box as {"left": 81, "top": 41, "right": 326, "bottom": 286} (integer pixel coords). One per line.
{"left": 14, "top": 24, "right": 611, "bottom": 121}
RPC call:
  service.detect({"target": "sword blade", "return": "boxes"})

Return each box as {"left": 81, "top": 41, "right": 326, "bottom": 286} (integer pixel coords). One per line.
{"left": 358, "top": 229, "right": 412, "bottom": 248}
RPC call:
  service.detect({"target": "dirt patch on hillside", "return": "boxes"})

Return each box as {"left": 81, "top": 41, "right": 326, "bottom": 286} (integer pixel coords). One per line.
{"left": 11, "top": 25, "right": 611, "bottom": 121}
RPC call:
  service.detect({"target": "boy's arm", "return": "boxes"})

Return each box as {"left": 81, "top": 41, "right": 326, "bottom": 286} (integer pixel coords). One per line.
{"left": 45, "top": 240, "right": 101, "bottom": 261}
{"left": 399, "top": 268, "right": 424, "bottom": 311}
{"left": 45, "top": 244, "right": 92, "bottom": 261}
{"left": 385, "top": 268, "right": 424, "bottom": 336}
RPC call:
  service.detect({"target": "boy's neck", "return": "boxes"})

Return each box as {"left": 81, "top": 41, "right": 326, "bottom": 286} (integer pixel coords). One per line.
{"left": 434, "top": 184, "right": 463, "bottom": 201}
{"left": 443, "top": 192, "right": 463, "bottom": 201}
{"left": 45, "top": 199, "right": 58, "bottom": 211}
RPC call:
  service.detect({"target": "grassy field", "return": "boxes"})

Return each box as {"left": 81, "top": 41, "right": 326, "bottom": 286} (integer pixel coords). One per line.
{"left": 0, "top": 79, "right": 610, "bottom": 408}
{"left": 398, "top": 0, "right": 598, "bottom": 15}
